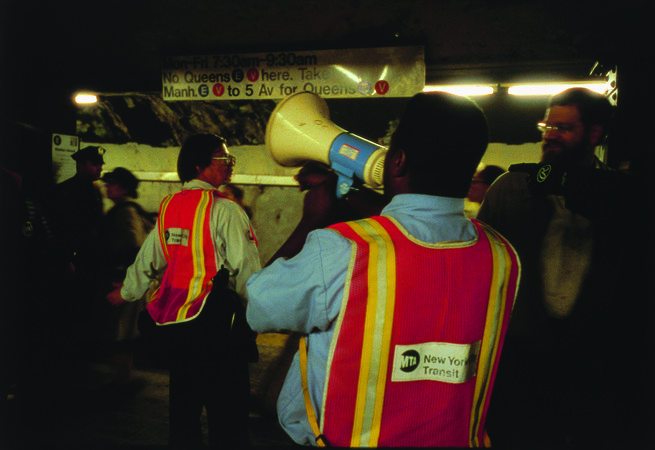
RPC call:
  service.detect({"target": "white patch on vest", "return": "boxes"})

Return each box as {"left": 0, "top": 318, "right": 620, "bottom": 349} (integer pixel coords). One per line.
{"left": 164, "top": 228, "right": 190, "bottom": 247}
{"left": 391, "top": 341, "right": 481, "bottom": 384}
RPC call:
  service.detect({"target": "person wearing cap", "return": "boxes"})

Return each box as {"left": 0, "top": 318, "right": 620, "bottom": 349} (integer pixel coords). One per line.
{"left": 102, "top": 166, "right": 140, "bottom": 201}
{"left": 51, "top": 145, "right": 105, "bottom": 269}
{"left": 107, "top": 134, "right": 261, "bottom": 446}
{"left": 50, "top": 146, "right": 106, "bottom": 356}
{"left": 97, "top": 167, "right": 154, "bottom": 388}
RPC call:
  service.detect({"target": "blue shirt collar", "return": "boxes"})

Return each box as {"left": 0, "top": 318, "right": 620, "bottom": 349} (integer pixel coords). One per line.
{"left": 382, "top": 193, "right": 466, "bottom": 217}
{"left": 380, "top": 194, "right": 474, "bottom": 244}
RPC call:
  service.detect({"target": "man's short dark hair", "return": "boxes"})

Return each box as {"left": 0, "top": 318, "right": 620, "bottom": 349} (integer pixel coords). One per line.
{"left": 549, "top": 88, "right": 613, "bottom": 136}
{"left": 391, "top": 92, "right": 488, "bottom": 197}
{"left": 177, "top": 134, "right": 227, "bottom": 182}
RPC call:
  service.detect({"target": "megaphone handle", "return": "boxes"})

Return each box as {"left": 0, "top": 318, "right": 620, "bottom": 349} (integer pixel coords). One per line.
{"left": 336, "top": 176, "right": 353, "bottom": 198}
{"left": 332, "top": 162, "right": 355, "bottom": 198}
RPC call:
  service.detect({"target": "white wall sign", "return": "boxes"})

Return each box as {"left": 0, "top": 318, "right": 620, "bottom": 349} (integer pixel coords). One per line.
{"left": 52, "top": 134, "right": 79, "bottom": 183}
{"left": 162, "top": 46, "right": 425, "bottom": 101}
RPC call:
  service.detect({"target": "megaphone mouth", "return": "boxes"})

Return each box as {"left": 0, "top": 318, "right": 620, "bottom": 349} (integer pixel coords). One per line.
{"left": 265, "top": 91, "right": 387, "bottom": 197}
{"left": 266, "top": 92, "right": 338, "bottom": 167}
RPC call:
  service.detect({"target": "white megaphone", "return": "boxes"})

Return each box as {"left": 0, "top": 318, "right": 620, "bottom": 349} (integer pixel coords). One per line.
{"left": 265, "top": 91, "right": 387, "bottom": 198}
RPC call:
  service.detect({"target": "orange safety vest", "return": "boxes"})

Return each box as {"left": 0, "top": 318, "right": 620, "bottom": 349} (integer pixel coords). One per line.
{"left": 147, "top": 189, "right": 223, "bottom": 325}
{"left": 301, "top": 216, "right": 519, "bottom": 447}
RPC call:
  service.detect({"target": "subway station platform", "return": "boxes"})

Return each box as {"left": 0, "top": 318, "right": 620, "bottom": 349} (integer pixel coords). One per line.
{"left": 3, "top": 333, "right": 298, "bottom": 448}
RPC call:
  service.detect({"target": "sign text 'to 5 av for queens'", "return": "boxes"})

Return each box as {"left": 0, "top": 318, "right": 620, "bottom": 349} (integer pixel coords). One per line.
{"left": 162, "top": 46, "right": 425, "bottom": 101}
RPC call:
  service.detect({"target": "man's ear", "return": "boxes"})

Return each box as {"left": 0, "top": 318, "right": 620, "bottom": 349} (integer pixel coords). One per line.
{"left": 388, "top": 147, "right": 408, "bottom": 178}
{"left": 195, "top": 165, "right": 206, "bottom": 180}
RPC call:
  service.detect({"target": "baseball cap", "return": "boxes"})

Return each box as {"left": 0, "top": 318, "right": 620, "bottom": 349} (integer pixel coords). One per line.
{"left": 71, "top": 146, "right": 105, "bottom": 165}
{"left": 101, "top": 167, "right": 139, "bottom": 193}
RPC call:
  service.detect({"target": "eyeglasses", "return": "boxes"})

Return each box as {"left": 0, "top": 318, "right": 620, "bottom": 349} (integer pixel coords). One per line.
{"left": 537, "top": 122, "right": 582, "bottom": 134}
{"left": 212, "top": 155, "right": 237, "bottom": 166}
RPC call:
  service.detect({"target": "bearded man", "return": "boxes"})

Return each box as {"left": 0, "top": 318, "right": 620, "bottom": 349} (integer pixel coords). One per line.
{"left": 478, "top": 88, "right": 649, "bottom": 448}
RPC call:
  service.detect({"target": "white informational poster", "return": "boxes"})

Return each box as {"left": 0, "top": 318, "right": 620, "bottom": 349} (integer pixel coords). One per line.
{"left": 162, "top": 46, "right": 425, "bottom": 101}
{"left": 52, "top": 134, "right": 79, "bottom": 183}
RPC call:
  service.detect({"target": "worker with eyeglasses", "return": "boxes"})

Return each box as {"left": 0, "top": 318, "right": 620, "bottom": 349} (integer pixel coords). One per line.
{"left": 107, "top": 133, "right": 260, "bottom": 447}
{"left": 478, "top": 88, "right": 650, "bottom": 447}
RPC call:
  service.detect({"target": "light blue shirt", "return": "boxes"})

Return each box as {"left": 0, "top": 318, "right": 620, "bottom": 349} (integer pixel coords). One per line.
{"left": 246, "top": 194, "right": 476, "bottom": 445}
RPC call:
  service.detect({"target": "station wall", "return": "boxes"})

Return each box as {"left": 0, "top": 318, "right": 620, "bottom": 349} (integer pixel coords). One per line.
{"left": 86, "top": 141, "right": 541, "bottom": 266}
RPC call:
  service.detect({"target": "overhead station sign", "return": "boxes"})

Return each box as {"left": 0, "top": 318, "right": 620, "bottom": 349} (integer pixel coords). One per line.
{"left": 162, "top": 46, "right": 425, "bottom": 101}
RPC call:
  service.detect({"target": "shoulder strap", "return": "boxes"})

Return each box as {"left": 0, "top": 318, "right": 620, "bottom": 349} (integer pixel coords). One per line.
{"left": 467, "top": 219, "right": 519, "bottom": 446}
{"left": 299, "top": 336, "right": 330, "bottom": 447}
{"left": 299, "top": 217, "right": 396, "bottom": 446}
{"left": 157, "top": 194, "right": 175, "bottom": 262}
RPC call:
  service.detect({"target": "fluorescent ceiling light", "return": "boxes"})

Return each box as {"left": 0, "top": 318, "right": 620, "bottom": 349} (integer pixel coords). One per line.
{"left": 423, "top": 85, "right": 495, "bottom": 96}
{"left": 75, "top": 93, "right": 98, "bottom": 104}
{"left": 507, "top": 82, "right": 607, "bottom": 96}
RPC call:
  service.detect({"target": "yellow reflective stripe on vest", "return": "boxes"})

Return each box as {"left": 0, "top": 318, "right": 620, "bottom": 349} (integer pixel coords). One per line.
{"left": 158, "top": 195, "right": 174, "bottom": 262}
{"left": 344, "top": 219, "right": 396, "bottom": 448}
{"left": 469, "top": 224, "right": 514, "bottom": 447}
{"left": 177, "top": 190, "right": 212, "bottom": 321}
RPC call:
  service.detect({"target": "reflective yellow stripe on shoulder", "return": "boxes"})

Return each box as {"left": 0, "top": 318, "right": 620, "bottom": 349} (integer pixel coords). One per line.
{"left": 469, "top": 224, "right": 515, "bottom": 447}
{"left": 177, "top": 190, "right": 213, "bottom": 321}
{"left": 340, "top": 218, "right": 396, "bottom": 448}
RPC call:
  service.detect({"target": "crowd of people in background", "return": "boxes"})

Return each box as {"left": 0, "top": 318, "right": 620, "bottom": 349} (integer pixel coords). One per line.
{"left": 1, "top": 87, "right": 650, "bottom": 448}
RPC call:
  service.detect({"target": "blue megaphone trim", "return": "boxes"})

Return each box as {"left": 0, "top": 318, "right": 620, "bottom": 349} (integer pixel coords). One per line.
{"left": 329, "top": 133, "right": 383, "bottom": 198}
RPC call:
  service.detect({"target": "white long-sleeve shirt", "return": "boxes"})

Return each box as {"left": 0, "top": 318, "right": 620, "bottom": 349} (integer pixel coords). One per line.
{"left": 121, "top": 179, "right": 261, "bottom": 305}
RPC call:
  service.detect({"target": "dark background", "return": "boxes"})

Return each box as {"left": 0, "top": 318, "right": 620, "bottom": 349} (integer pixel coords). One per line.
{"left": 0, "top": 0, "right": 650, "bottom": 170}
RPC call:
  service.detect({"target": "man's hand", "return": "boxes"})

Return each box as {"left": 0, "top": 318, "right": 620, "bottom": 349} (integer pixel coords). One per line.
{"left": 266, "top": 163, "right": 342, "bottom": 264}
{"left": 295, "top": 163, "right": 341, "bottom": 228}
{"left": 509, "top": 163, "right": 567, "bottom": 196}
{"left": 107, "top": 282, "right": 127, "bottom": 306}
{"left": 295, "top": 162, "right": 335, "bottom": 192}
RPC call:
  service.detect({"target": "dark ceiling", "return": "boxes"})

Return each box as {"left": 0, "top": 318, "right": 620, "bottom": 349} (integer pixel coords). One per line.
{"left": 1, "top": 0, "right": 650, "bottom": 150}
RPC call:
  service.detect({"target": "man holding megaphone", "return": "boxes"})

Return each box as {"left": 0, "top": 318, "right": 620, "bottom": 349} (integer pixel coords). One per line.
{"left": 246, "top": 92, "right": 520, "bottom": 447}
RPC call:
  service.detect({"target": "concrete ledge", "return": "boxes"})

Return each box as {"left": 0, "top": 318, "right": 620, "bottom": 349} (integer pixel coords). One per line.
{"left": 132, "top": 171, "right": 298, "bottom": 186}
